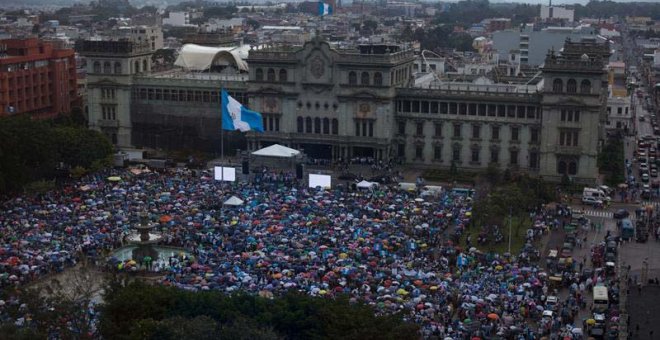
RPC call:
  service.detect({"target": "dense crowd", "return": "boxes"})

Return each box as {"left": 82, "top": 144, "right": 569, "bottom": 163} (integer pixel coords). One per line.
{"left": 0, "top": 167, "right": 617, "bottom": 338}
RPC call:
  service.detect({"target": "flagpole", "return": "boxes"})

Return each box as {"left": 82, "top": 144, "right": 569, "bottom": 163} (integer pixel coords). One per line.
{"left": 221, "top": 89, "right": 224, "bottom": 165}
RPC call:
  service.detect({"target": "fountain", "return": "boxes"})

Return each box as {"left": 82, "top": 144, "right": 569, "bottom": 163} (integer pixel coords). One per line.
{"left": 110, "top": 213, "right": 189, "bottom": 270}
{"left": 126, "top": 213, "right": 162, "bottom": 266}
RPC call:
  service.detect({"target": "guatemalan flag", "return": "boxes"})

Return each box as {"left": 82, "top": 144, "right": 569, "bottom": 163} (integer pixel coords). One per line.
{"left": 318, "top": 2, "right": 332, "bottom": 16}
{"left": 221, "top": 90, "right": 264, "bottom": 132}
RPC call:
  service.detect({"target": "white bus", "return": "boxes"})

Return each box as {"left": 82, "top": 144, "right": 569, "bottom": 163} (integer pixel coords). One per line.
{"left": 593, "top": 286, "right": 609, "bottom": 312}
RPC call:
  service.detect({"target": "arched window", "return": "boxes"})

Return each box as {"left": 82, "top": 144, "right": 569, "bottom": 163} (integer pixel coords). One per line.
{"left": 114, "top": 61, "right": 121, "bottom": 74}
{"left": 255, "top": 68, "right": 263, "bottom": 81}
{"left": 279, "top": 69, "right": 288, "bottom": 82}
{"left": 305, "top": 117, "right": 312, "bottom": 133}
{"left": 373, "top": 72, "right": 383, "bottom": 86}
{"left": 314, "top": 117, "right": 321, "bottom": 133}
{"left": 552, "top": 79, "right": 563, "bottom": 93}
{"left": 332, "top": 118, "right": 338, "bottom": 135}
{"left": 566, "top": 79, "right": 577, "bottom": 93}
{"left": 361, "top": 72, "right": 370, "bottom": 85}
{"left": 134, "top": 60, "right": 140, "bottom": 73}
{"left": 557, "top": 160, "right": 567, "bottom": 175}
{"left": 297, "top": 117, "right": 303, "bottom": 133}
{"left": 580, "top": 80, "right": 591, "bottom": 94}
{"left": 267, "top": 68, "right": 276, "bottom": 82}
{"left": 93, "top": 61, "right": 101, "bottom": 73}
{"left": 323, "top": 118, "right": 330, "bottom": 134}
{"left": 348, "top": 71, "right": 357, "bottom": 85}
{"left": 568, "top": 161, "right": 577, "bottom": 175}
{"left": 103, "top": 61, "right": 111, "bottom": 74}
{"left": 143, "top": 60, "right": 148, "bottom": 72}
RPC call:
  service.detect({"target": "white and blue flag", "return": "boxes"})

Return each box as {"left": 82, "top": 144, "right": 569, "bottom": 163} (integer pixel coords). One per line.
{"left": 318, "top": 2, "right": 332, "bottom": 16}
{"left": 221, "top": 90, "right": 263, "bottom": 132}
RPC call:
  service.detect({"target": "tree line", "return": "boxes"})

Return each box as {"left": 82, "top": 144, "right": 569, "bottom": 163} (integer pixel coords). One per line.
{"left": 0, "top": 277, "right": 419, "bottom": 339}
{"left": 0, "top": 112, "right": 113, "bottom": 194}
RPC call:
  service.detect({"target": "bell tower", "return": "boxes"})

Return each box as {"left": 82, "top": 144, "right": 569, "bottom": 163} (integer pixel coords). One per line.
{"left": 78, "top": 36, "right": 155, "bottom": 147}
{"left": 538, "top": 39, "right": 610, "bottom": 184}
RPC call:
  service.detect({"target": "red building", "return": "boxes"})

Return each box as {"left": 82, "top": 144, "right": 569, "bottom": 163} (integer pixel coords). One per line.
{"left": 0, "top": 38, "right": 79, "bottom": 119}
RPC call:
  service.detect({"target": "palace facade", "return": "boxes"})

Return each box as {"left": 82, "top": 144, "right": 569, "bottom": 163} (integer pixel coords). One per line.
{"left": 81, "top": 36, "right": 609, "bottom": 183}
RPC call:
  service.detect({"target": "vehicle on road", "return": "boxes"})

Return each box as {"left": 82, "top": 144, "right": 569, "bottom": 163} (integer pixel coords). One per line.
{"left": 582, "top": 188, "right": 610, "bottom": 202}
{"left": 618, "top": 218, "right": 635, "bottom": 240}
{"left": 613, "top": 209, "right": 629, "bottom": 219}
{"left": 581, "top": 196, "right": 602, "bottom": 206}
{"left": 593, "top": 286, "right": 609, "bottom": 313}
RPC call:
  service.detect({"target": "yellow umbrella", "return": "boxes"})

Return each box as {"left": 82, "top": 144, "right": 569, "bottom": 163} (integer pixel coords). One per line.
{"left": 430, "top": 286, "right": 438, "bottom": 291}
{"left": 396, "top": 288, "right": 409, "bottom": 295}
{"left": 339, "top": 253, "right": 348, "bottom": 259}
{"left": 319, "top": 290, "right": 327, "bottom": 295}
{"left": 107, "top": 176, "right": 121, "bottom": 182}
{"left": 465, "top": 212, "right": 472, "bottom": 217}
{"left": 586, "top": 319, "right": 596, "bottom": 325}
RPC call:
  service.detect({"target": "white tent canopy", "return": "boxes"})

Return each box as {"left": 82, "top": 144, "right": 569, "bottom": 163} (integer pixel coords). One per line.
{"left": 356, "top": 180, "right": 375, "bottom": 189}
{"left": 223, "top": 196, "right": 244, "bottom": 206}
{"left": 174, "top": 44, "right": 249, "bottom": 72}
{"left": 251, "top": 144, "right": 301, "bottom": 158}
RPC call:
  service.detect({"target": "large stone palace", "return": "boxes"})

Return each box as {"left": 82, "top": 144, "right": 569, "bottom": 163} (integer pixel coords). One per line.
{"left": 80, "top": 36, "right": 610, "bottom": 183}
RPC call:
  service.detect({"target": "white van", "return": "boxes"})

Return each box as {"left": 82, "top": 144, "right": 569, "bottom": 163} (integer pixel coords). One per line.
{"left": 397, "top": 182, "right": 417, "bottom": 192}
{"left": 583, "top": 188, "right": 610, "bottom": 202}
{"left": 420, "top": 185, "right": 443, "bottom": 197}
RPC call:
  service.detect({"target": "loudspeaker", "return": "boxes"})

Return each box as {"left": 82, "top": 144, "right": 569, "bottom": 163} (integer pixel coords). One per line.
{"left": 242, "top": 161, "right": 249, "bottom": 174}
{"left": 296, "top": 163, "right": 304, "bottom": 179}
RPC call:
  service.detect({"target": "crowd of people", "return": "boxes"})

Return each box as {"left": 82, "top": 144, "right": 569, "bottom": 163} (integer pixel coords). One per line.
{"left": 0, "top": 167, "right": 612, "bottom": 338}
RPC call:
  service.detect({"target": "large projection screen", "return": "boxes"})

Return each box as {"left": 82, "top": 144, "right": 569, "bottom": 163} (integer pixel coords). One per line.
{"left": 214, "top": 166, "right": 236, "bottom": 182}
{"left": 308, "top": 174, "right": 331, "bottom": 189}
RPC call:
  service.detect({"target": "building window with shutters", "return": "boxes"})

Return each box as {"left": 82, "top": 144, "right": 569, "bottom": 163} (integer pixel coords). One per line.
{"left": 472, "top": 125, "right": 480, "bottom": 139}
{"left": 471, "top": 148, "right": 480, "bottom": 163}
{"left": 510, "top": 150, "right": 518, "bottom": 165}
{"left": 452, "top": 145, "right": 461, "bottom": 162}
{"left": 511, "top": 127, "right": 519, "bottom": 141}
{"left": 398, "top": 121, "right": 406, "bottom": 135}
{"left": 453, "top": 124, "right": 461, "bottom": 138}
{"left": 416, "top": 122, "right": 424, "bottom": 136}
{"left": 434, "top": 145, "right": 442, "bottom": 160}
{"left": 415, "top": 145, "right": 423, "bottom": 159}
{"left": 491, "top": 149, "right": 499, "bottom": 163}
{"left": 491, "top": 126, "right": 499, "bottom": 140}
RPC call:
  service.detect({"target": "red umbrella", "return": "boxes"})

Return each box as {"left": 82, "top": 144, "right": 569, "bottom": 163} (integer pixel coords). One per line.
{"left": 7, "top": 256, "right": 20, "bottom": 266}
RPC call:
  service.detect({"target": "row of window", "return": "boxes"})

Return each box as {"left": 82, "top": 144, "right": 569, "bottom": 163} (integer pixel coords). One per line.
{"left": 557, "top": 160, "right": 578, "bottom": 176}
{"left": 132, "top": 88, "right": 247, "bottom": 104}
{"left": 355, "top": 119, "right": 374, "bottom": 137}
{"left": 607, "top": 106, "right": 630, "bottom": 115}
{"left": 399, "top": 121, "right": 540, "bottom": 143}
{"left": 401, "top": 143, "right": 539, "bottom": 168}
{"left": 559, "top": 130, "right": 579, "bottom": 147}
{"left": 296, "top": 116, "right": 339, "bottom": 135}
{"left": 396, "top": 100, "right": 540, "bottom": 119}
{"left": 560, "top": 109, "right": 580, "bottom": 122}
{"left": 255, "top": 68, "right": 288, "bottom": 82}
{"left": 263, "top": 114, "right": 280, "bottom": 132}
{"left": 101, "top": 88, "right": 116, "bottom": 100}
{"left": 4, "top": 70, "right": 50, "bottom": 88}
{"left": 552, "top": 78, "right": 592, "bottom": 94}
{"left": 92, "top": 59, "right": 149, "bottom": 75}
{"left": 101, "top": 104, "right": 116, "bottom": 120}
{"left": 347, "top": 71, "right": 384, "bottom": 86}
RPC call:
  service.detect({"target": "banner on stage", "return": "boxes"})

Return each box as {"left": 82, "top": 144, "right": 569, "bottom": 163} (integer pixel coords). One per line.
{"left": 214, "top": 166, "right": 236, "bottom": 182}
{"left": 308, "top": 174, "right": 331, "bottom": 189}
